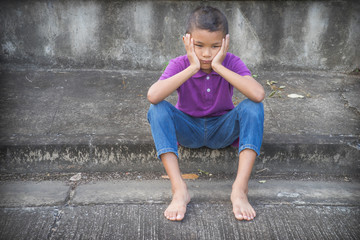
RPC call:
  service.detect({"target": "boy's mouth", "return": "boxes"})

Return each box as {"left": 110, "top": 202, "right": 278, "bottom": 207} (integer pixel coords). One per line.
{"left": 201, "top": 60, "right": 212, "bottom": 65}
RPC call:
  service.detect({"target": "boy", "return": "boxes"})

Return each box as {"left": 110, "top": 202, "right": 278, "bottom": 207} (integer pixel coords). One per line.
{"left": 147, "top": 6, "right": 265, "bottom": 221}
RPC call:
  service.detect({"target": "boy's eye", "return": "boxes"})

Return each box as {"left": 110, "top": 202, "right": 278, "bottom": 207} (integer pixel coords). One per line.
{"left": 212, "top": 46, "right": 220, "bottom": 48}
{"left": 195, "top": 44, "right": 203, "bottom": 48}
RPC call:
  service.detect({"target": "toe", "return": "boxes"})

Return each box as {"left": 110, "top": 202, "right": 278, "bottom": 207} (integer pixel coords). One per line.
{"left": 169, "top": 212, "right": 177, "bottom": 221}
{"left": 246, "top": 212, "right": 255, "bottom": 221}
{"left": 244, "top": 211, "right": 253, "bottom": 221}
{"left": 175, "top": 207, "right": 186, "bottom": 221}
{"left": 249, "top": 209, "right": 256, "bottom": 220}
{"left": 244, "top": 211, "right": 251, "bottom": 221}
{"left": 176, "top": 213, "right": 184, "bottom": 221}
{"left": 234, "top": 209, "right": 245, "bottom": 220}
{"left": 236, "top": 214, "right": 244, "bottom": 220}
{"left": 165, "top": 209, "right": 176, "bottom": 221}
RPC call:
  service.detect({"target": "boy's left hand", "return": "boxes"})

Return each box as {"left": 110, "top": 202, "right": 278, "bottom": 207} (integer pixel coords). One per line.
{"left": 211, "top": 34, "right": 230, "bottom": 70}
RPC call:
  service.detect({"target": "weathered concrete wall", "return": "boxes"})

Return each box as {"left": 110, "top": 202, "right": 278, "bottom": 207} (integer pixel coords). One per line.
{"left": 0, "top": 0, "right": 359, "bottom": 71}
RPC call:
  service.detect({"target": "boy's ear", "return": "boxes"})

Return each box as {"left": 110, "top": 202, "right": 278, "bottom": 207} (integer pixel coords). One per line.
{"left": 182, "top": 34, "right": 187, "bottom": 44}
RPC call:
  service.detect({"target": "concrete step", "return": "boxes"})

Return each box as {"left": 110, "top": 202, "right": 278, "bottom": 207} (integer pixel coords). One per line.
{"left": 5, "top": 179, "right": 360, "bottom": 207}
{"left": 1, "top": 178, "right": 359, "bottom": 208}
{"left": 0, "top": 134, "right": 359, "bottom": 176}
{"left": 0, "top": 69, "right": 359, "bottom": 176}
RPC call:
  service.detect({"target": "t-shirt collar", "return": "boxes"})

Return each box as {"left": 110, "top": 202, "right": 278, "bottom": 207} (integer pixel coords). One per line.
{"left": 192, "top": 69, "right": 220, "bottom": 78}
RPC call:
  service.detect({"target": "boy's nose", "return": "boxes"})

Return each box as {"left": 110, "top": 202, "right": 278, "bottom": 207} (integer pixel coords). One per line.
{"left": 202, "top": 48, "right": 211, "bottom": 58}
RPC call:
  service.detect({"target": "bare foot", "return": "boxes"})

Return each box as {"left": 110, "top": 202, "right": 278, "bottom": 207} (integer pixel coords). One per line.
{"left": 164, "top": 185, "right": 191, "bottom": 221}
{"left": 231, "top": 187, "right": 256, "bottom": 221}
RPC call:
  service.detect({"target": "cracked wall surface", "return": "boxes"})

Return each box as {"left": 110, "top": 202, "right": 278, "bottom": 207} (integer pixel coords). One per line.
{"left": 0, "top": 0, "right": 359, "bottom": 71}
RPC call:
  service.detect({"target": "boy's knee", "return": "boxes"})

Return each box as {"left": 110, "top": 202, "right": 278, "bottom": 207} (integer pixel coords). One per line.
{"left": 147, "top": 100, "right": 173, "bottom": 122}
{"left": 237, "top": 99, "right": 264, "bottom": 118}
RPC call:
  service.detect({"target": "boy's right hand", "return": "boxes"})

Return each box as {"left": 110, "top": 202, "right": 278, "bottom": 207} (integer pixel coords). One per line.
{"left": 183, "top": 34, "right": 200, "bottom": 72}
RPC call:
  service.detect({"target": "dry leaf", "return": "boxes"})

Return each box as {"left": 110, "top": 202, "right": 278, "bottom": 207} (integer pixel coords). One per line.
{"left": 161, "top": 174, "right": 199, "bottom": 180}
{"left": 269, "top": 91, "right": 277, "bottom": 97}
{"left": 70, "top": 173, "right": 82, "bottom": 182}
{"left": 198, "top": 169, "right": 210, "bottom": 176}
{"left": 182, "top": 174, "right": 199, "bottom": 179}
{"left": 288, "top": 94, "right": 304, "bottom": 98}
{"left": 259, "top": 180, "right": 267, "bottom": 184}
{"left": 256, "top": 168, "right": 269, "bottom": 174}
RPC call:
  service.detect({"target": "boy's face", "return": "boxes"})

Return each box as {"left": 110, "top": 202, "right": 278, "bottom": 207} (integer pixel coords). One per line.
{"left": 191, "top": 29, "right": 224, "bottom": 73}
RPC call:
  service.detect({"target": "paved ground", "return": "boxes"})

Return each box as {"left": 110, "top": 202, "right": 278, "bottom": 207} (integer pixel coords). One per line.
{"left": 2, "top": 204, "right": 359, "bottom": 240}
{"left": 0, "top": 177, "right": 359, "bottom": 240}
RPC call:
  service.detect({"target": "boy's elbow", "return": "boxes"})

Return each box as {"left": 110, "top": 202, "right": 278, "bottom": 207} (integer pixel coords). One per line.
{"left": 147, "top": 91, "right": 160, "bottom": 105}
{"left": 147, "top": 93, "right": 155, "bottom": 104}
{"left": 258, "top": 90, "right": 266, "bottom": 102}
{"left": 253, "top": 89, "right": 265, "bottom": 103}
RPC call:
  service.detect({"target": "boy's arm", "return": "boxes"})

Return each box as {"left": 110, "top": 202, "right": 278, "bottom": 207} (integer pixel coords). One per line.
{"left": 147, "top": 34, "right": 200, "bottom": 104}
{"left": 213, "top": 66, "right": 265, "bottom": 103}
{"left": 212, "top": 36, "right": 265, "bottom": 103}
{"left": 147, "top": 64, "right": 198, "bottom": 105}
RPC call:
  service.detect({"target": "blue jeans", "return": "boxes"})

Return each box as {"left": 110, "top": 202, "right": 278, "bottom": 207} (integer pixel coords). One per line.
{"left": 147, "top": 100, "right": 264, "bottom": 159}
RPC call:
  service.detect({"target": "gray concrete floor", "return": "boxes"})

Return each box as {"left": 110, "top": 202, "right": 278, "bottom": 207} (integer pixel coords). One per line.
{"left": 1, "top": 178, "right": 359, "bottom": 239}
{"left": 1, "top": 204, "right": 359, "bottom": 240}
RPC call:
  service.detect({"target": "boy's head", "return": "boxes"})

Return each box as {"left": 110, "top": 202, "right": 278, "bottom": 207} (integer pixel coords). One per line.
{"left": 186, "top": 6, "right": 228, "bottom": 36}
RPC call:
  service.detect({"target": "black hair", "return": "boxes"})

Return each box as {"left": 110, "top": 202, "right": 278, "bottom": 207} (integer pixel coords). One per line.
{"left": 186, "top": 6, "right": 228, "bottom": 35}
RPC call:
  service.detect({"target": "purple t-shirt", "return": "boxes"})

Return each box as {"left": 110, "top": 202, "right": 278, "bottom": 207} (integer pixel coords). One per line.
{"left": 159, "top": 52, "right": 251, "bottom": 118}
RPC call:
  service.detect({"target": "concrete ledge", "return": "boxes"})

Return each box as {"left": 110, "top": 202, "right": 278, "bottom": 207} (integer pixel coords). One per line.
{"left": 1, "top": 179, "right": 358, "bottom": 207}
{"left": 0, "top": 134, "right": 359, "bottom": 176}
{"left": 72, "top": 179, "right": 360, "bottom": 206}
{"left": 0, "top": 181, "right": 69, "bottom": 207}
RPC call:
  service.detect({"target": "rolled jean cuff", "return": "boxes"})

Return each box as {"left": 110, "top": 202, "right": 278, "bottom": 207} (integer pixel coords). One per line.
{"left": 239, "top": 144, "right": 260, "bottom": 156}
{"left": 157, "top": 148, "right": 179, "bottom": 160}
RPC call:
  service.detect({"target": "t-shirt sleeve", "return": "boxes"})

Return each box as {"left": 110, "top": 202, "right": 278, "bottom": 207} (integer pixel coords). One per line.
{"left": 159, "top": 58, "right": 182, "bottom": 80}
{"left": 228, "top": 54, "right": 252, "bottom": 76}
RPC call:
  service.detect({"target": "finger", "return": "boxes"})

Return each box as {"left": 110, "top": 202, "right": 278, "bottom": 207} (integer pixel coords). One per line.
{"left": 186, "top": 35, "right": 192, "bottom": 52}
{"left": 183, "top": 35, "right": 189, "bottom": 49}
{"left": 225, "top": 34, "right": 230, "bottom": 52}
{"left": 190, "top": 37, "right": 195, "bottom": 52}
{"left": 220, "top": 37, "right": 226, "bottom": 55}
